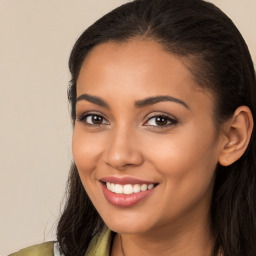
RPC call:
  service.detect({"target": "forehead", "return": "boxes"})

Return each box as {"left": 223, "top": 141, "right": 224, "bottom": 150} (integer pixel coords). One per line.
{"left": 77, "top": 40, "right": 214, "bottom": 113}
{"left": 78, "top": 40, "right": 196, "bottom": 90}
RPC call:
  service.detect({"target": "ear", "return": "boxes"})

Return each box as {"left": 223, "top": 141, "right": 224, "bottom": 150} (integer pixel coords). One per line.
{"left": 218, "top": 106, "right": 254, "bottom": 166}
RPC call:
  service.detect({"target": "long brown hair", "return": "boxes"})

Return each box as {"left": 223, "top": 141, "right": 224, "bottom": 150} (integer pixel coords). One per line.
{"left": 57, "top": 0, "right": 256, "bottom": 255}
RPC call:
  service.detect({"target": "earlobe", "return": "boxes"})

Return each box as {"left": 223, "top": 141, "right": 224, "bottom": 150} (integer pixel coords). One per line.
{"left": 218, "top": 106, "right": 254, "bottom": 166}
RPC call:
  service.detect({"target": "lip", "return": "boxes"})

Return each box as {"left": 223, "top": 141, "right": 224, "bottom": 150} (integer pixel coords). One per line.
{"left": 100, "top": 176, "right": 155, "bottom": 185}
{"left": 99, "top": 176, "right": 158, "bottom": 207}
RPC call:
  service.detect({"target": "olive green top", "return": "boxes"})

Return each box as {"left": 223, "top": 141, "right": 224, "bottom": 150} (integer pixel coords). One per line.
{"left": 9, "top": 229, "right": 112, "bottom": 256}
{"left": 8, "top": 241, "right": 55, "bottom": 256}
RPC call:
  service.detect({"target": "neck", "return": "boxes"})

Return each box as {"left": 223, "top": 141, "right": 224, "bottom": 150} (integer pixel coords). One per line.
{"left": 111, "top": 209, "right": 214, "bottom": 256}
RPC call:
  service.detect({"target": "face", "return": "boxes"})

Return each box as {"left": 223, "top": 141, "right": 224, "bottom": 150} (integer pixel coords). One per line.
{"left": 73, "top": 40, "right": 222, "bottom": 236}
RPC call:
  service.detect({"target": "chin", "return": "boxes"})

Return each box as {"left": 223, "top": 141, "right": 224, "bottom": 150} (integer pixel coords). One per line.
{"left": 102, "top": 212, "right": 155, "bottom": 234}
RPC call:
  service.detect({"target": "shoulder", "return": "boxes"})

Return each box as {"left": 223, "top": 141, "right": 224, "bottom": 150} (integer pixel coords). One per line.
{"left": 86, "top": 229, "right": 113, "bottom": 256}
{"left": 8, "top": 241, "right": 55, "bottom": 256}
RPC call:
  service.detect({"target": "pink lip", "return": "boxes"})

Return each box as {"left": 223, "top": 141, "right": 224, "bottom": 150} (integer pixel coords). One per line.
{"left": 100, "top": 176, "right": 155, "bottom": 185}
{"left": 100, "top": 181, "right": 157, "bottom": 208}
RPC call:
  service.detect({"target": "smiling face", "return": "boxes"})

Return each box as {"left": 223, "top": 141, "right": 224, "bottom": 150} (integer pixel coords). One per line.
{"left": 72, "top": 39, "right": 222, "bottom": 236}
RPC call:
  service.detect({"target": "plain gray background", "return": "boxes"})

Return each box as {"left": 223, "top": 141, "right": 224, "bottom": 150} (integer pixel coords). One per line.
{"left": 0, "top": 0, "right": 255, "bottom": 255}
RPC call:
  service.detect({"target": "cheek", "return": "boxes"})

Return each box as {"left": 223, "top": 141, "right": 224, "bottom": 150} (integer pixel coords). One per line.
{"left": 143, "top": 124, "right": 219, "bottom": 190}
{"left": 72, "top": 127, "right": 103, "bottom": 178}
{"left": 146, "top": 132, "right": 218, "bottom": 219}
{"left": 72, "top": 127, "right": 107, "bottom": 205}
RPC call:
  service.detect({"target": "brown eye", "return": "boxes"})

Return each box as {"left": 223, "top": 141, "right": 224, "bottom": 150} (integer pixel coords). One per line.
{"left": 78, "top": 113, "right": 109, "bottom": 126}
{"left": 155, "top": 116, "right": 168, "bottom": 126}
{"left": 90, "top": 115, "right": 104, "bottom": 124}
{"left": 145, "top": 114, "right": 177, "bottom": 127}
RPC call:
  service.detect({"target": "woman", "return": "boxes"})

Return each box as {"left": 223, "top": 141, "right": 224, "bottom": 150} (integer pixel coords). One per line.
{"left": 10, "top": 0, "right": 256, "bottom": 255}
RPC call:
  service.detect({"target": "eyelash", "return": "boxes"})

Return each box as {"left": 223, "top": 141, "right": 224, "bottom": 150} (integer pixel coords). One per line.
{"left": 77, "top": 112, "right": 109, "bottom": 127}
{"left": 143, "top": 113, "right": 178, "bottom": 128}
{"left": 77, "top": 112, "right": 178, "bottom": 128}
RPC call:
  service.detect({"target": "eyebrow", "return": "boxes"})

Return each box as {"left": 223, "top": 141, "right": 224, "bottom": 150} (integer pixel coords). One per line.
{"left": 76, "top": 94, "right": 189, "bottom": 109}
{"left": 76, "top": 94, "right": 110, "bottom": 109}
{"left": 135, "top": 95, "right": 189, "bottom": 109}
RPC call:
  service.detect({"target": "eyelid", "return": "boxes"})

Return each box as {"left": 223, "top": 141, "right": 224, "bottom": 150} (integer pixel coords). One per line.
{"left": 77, "top": 110, "right": 105, "bottom": 119}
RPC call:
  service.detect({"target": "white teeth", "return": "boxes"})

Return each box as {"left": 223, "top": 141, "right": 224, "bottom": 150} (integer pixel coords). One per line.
{"left": 107, "top": 182, "right": 111, "bottom": 190}
{"left": 124, "top": 184, "right": 133, "bottom": 194}
{"left": 110, "top": 183, "right": 115, "bottom": 193}
{"left": 147, "top": 184, "right": 154, "bottom": 190}
{"left": 105, "top": 182, "right": 155, "bottom": 194}
{"left": 133, "top": 184, "right": 141, "bottom": 193}
{"left": 115, "top": 184, "right": 123, "bottom": 194}
{"left": 141, "top": 184, "right": 147, "bottom": 191}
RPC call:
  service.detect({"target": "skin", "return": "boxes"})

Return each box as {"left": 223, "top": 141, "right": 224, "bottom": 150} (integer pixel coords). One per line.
{"left": 72, "top": 39, "right": 248, "bottom": 256}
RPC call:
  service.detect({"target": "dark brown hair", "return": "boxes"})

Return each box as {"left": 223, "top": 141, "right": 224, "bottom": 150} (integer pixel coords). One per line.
{"left": 57, "top": 0, "right": 256, "bottom": 255}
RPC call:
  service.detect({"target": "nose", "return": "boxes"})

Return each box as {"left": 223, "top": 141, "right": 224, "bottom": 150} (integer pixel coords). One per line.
{"left": 103, "top": 126, "right": 144, "bottom": 170}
